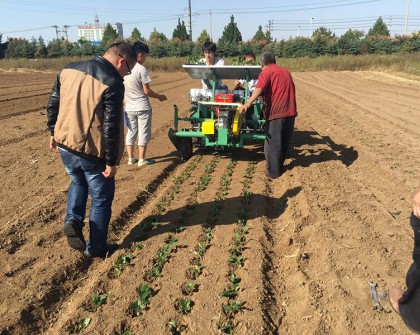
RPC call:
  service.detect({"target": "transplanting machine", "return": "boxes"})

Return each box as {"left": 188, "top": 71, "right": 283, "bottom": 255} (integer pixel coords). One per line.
{"left": 168, "top": 65, "right": 265, "bottom": 160}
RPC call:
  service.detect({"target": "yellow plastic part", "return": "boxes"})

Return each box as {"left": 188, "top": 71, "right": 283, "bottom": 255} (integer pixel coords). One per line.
{"left": 202, "top": 119, "right": 216, "bottom": 135}
{"left": 232, "top": 108, "right": 243, "bottom": 136}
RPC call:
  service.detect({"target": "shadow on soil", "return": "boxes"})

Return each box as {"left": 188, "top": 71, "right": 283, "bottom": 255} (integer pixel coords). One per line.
{"left": 120, "top": 186, "right": 302, "bottom": 247}
{"left": 287, "top": 130, "right": 358, "bottom": 170}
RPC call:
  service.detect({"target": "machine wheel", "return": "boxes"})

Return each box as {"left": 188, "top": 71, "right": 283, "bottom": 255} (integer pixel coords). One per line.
{"left": 178, "top": 137, "right": 193, "bottom": 161}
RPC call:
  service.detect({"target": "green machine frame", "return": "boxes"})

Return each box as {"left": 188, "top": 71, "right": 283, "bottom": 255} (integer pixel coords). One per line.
{"left": 169, "top": 65, "right": 266, "bottom": 160}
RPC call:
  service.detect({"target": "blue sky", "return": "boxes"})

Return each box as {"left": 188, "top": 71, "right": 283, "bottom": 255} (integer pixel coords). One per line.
{"left": 1, "top": 0, "right": 419, "bottom": 43}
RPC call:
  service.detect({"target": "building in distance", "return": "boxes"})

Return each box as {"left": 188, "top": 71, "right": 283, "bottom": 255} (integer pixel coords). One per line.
{"left": 78, "top": 15, "right": 123, "bottom": 45}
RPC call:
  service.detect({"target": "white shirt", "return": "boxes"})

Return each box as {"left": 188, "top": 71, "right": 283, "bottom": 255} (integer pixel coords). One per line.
{"left": 124, "top": 63, "right": 152, "bottom": 112}
{"left": 199, "top": 57, "right": 225, "bottom": 89}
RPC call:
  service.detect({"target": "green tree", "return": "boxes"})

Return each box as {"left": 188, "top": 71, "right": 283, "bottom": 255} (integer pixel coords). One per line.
{"left": 149, "top": 42, "right": 169, "bottom": 57}
{"left": 5, "top": 37, "right": 34, "bottom": 58}
{"left": 101, "top": 23, "right": 118, "bottom": 46}
{"left": 252, "top": 25, "right": 268, "bottom": 44}
{"left": 368, "top": 17, "right": 390, "bottom": 36}
{"left": 75, "top": 38, "right": 102, "bottom": 56}
{"left": 35, "top": 36, "right": 47, "bottom": 58}
{"left": 366, "top": 36, "right": 400, "bottom": 54}
{"left": 130, "top": 27, "right": 145, "bottom": 42}
{"left": 337, "top": 29, "right": 364, "bottom": 55}
{"left": 312, "top": 27, "right": 337, "bottom": 55}
{"left": 149, "top": 27, "right": 168, "bottom": 44}
{"left": 47, "top": 38, "right": 64, "bottom": 58}
{"left": 172, "top": 18, "right": 190, "bottom": 41}
{"left": 0, "top": 34, "right": 7, "bottom": 58}
{"left": 219, "top": 15, "right": 242, "bottom": 45}
{"left": 197, "top": 29, "right": 210, "bottom": 45}
{"left": 283, "top": 37, "right": 315, "bottom": 58}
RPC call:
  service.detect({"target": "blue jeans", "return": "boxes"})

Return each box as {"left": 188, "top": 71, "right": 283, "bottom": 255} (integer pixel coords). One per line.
{"left": 59, "top": 149, "right": 115, "bottom": 255}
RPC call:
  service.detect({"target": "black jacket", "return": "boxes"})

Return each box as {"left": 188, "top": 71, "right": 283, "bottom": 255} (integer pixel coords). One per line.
{"left": 47, "top": 56, "right": 125, "bottom": 166}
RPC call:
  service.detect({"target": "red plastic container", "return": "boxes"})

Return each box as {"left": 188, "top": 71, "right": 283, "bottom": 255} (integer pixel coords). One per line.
{"left": 215, "top": 93, "right": 234, "bottom": 103}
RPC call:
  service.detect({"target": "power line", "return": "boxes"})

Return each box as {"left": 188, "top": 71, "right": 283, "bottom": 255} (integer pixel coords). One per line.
{"left": 201, "top": 0, "right": 384, "bottom": 15}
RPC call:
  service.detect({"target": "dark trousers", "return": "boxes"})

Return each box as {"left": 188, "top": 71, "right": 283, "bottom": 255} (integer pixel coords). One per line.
{"left": 59, "top": 149, "right": 115, "bottom": 256}
{"left": 264, "top": 116, "right": 295, "bottom": 179}
{"left": 399, "top": 213, "right": 420, "bottom": 332}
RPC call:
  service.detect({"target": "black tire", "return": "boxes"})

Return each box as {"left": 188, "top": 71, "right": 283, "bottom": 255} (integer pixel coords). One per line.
{"left": 178, "top": 137, "right": 193, "bottom": 161}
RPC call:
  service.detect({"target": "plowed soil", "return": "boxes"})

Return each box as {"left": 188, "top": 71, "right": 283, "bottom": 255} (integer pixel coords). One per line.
{"left": 1, "top": 69, "right": 419, "bottom": 335}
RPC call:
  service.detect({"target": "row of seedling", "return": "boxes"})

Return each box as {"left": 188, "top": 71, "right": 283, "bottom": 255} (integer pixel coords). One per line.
{"left": 167, "top": 159, "right": 238, "bottom": 334}
{"left": 127, "top": 156, "right": 221, "bottom": 322}
{"left": 129, "top": 234, "right": 178, "bottom": 317}
{"left": 219, "top": 162, "right": 256, "bottom": 334}
{"left": 72, "top": 157, "right": 206, "bottom": 332}
{"left": 186, "top": 155, "right": 221, "bottom": 210}
{"left": 131, "top": 155, "right": 203, "bottom": 243}
{"left": 155, "top": 155, "right": 203, "bottom": 215}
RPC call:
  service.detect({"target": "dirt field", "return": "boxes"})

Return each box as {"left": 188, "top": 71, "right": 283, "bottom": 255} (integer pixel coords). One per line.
{"left": 0, "top": 68, "right": 419, "bottom": 335}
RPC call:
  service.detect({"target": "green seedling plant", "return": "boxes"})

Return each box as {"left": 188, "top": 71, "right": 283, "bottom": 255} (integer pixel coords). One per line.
{"left": 229, "top": 273, "right": 241, "bottom": 284}
{"left": 114, "top": 253, "right": 133, "bottom": 276}
{"left": 176, "top": 298, "right": 192, "bottom": 315}
{"left": 241, "top": 190, "right": 253, "bottom": 205}
{"left": 228, "top": 254, "right": 244, "bottom": 267}
{"left": 181, "top": 281, "right": 197, "bottom": 296}
{"left": 205, "top": 228, "right": 213, "bottom": 242}
{"left": 77, "top": 317, "right": 91, "bottom": 331}
{"left": 229, "top": 247, "right": 242, "bottom": 258}
{"left": 175, "top": 226, "right": 187, "bottom": 234}
{"left": 193, "top": 243, "right": 206, "bottom": 260}
{"left": 135, "top": 242, "right": 143, "bottom": 250}
{"left": 234, "top": 230, "right": 248, "bottom": 247}
{"left": 167, "top": 319, "right": 187, "bottom": 335}
{"left": 130, "top": 284, "right": 152, "bottom": 316}
{"left": 186, "top": 263, "right": 203, "bottom": 280}
{"left": 236, "top": 218, "right": 246, "bottom": 227}
{"left": 219, "top": 321, "right": 234, "bottom": 335}
{"left": 220, "top": 283, "right": 240, "bottom": 298}
{"left": 224, "top": 300, "right": 245, "bottom": 317}
{"left": 91, "top": 294, "right": 107, "bottom": 309}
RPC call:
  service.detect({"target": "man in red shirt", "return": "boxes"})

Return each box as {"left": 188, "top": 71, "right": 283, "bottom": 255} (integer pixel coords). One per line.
{"left": 239, "top": 52, "right": 297, "bottom": 178}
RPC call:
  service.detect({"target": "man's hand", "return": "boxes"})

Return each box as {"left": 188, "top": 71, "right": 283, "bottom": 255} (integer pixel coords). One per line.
{"left": 50, "top": 136, "right": 58, "bottom": 152}
{"left": 158, "top": 94, "right": 167, "bottom": 102}
{"left": 413, "top": 188, "right": 420, "bottom": 218}
{"left": 103, "top": 165, "right": 117, "bottom": 178}
{"left": 238, "top": 103, "right": 249, "bottom": 115}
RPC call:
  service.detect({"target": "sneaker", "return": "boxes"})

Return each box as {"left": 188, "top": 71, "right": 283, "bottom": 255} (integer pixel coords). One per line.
{"left": 63, "top": 220, "right": 86, "bottom": 251}
{"left": 83, "top": 243, "right": 118, "bottom": 259}
{"left": 138, "top": 159, "right": 156, "bottom": 167}
{"left": 128, "top": 158, "right": 139, "bottom": 165}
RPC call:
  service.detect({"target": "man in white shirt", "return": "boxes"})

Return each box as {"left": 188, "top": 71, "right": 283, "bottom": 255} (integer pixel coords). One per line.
{"left": 199, "top": 41, "right": 225, "bottom": 90}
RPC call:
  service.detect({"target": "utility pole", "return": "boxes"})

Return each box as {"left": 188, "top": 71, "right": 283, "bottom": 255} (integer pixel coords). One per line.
{"left": 298, "top": 25, "right": 301, "bottom": 36}
{"left": 209, "top": 9, "right": 213, "bottom": 41}
{"left": 405, "top": 0, "right": 410, "bottom": 35}
{"left": 188, "top": 0, "right": 192, "bottom": 41}
{"left": 266, "top": 20, "right": 272, "bottom": 43}
{"left": 63, "top": 25, "right": 70, "bottom": 42}
{"left": 52, "top": 25, "right": 60, "bottom": 39}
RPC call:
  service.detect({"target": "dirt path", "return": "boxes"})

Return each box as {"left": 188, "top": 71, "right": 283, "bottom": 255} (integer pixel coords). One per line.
{"left": 0, "top": 70, "right": 419, "bottom": 334}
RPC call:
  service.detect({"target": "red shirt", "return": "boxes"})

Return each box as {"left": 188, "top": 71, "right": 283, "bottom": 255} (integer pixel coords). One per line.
{"left": 256, "top": 64, "right": 297, "bottom": 120}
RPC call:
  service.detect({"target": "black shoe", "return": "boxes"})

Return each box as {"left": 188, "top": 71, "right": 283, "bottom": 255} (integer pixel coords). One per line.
{"left": 83, "top": 244, "right": 118, "bottom": 259}
{"left": 63, "top": 220, "right": 86, "bottom": 251}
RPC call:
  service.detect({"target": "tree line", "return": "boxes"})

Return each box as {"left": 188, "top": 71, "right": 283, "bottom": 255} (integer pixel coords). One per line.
{"left": 1, "top": 16, "right": 419, "bottom": 60}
